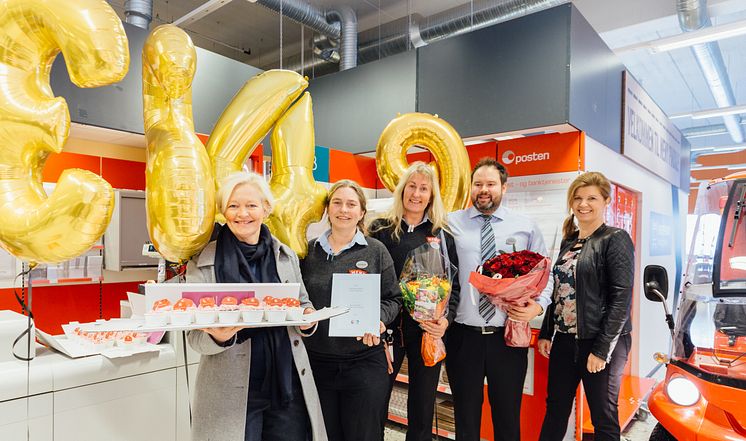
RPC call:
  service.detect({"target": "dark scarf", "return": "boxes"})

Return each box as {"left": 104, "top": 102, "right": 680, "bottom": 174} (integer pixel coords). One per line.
{"left": 214, "top": 224, "right": 297, "bottom": 409}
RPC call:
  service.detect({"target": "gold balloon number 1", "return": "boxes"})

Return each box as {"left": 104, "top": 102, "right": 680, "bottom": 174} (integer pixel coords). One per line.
{"left": 0, "top": 0, "right": 128, "bottom": 265}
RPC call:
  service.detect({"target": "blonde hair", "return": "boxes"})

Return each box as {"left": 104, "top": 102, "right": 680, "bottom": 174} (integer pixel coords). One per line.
{"left": 369, "top": 162, "right": 450, "bottom": 241}
{"left": 326, "top": 179, "right": 368, "bottom": 233}
{"left": 562, "top": 171, "right": 611, "bottom": 239}
{"left": 217, "top": 172, "right": 275, "bottom": 216}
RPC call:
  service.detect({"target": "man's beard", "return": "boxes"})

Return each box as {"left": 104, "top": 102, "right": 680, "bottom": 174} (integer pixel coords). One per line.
{"left": 472, "top": 193, "right": 500, "bottom": 213}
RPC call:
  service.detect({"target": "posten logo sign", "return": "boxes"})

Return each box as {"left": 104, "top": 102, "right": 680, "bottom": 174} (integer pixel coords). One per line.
{"left": 496, "top": 132, "right": 582, "bottom": 177}
{"left": 500, "top": 149, "right": 550, "bottom": 165}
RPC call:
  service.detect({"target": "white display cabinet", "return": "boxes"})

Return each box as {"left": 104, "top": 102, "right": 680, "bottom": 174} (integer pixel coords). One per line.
{"left": 0, "top": 311, "right": 201, "bottom": 441}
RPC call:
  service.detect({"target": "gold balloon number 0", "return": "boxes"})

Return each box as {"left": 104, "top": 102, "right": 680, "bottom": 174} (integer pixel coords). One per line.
{"left": 376, "top": 113, "right": 471, "bottom": 212}
{"left": 0, "top": 0, "right": 129, "bottom": 265}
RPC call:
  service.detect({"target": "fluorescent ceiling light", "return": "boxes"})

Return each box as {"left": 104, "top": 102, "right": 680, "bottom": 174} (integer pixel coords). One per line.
{"left": 691, "top": 143, "right": 746, "bottom": 153}
{"left": 173, "top": 0, "right": 236, "bottom": 26}
{"left": 672, "top": 104, "right": 746, "bottom": 120}
{"left": 614, "top": 18, "right": 746, "bottom": 54}
{"left": 727, "top": 163, "right": 746, "bottom": 170}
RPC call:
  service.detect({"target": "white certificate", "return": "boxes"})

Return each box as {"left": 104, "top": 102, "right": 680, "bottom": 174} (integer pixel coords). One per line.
{"left": 328, "top": 273, "right": 380, "bottom": 337}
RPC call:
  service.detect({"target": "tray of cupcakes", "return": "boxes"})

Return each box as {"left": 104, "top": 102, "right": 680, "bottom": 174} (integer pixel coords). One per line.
{"left": 76, "top": 283, "right": 348, "bottom": 333}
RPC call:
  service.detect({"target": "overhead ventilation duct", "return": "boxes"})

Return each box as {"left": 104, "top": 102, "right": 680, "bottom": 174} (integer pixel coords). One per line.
{"left": 124, "top": 0, "right": 153, "bottom": 30}
{"left": 326, "top": 6, "right": 358, "bottom": 70}
{"left": 254, "top": 0, "right": 340, "bottom": 39}
{"left": 677, "top": 0, "right": 744, "bottom": 143}
{"left": 254, "top": 0, "right": 361, "bottom": 70}
{"left": 296, "top": 0, "right": 567, "bottom": 72}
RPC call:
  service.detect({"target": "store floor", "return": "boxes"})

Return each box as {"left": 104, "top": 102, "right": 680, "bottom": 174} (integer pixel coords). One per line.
{"left": 383, "top": 413, "right": 658, "bottom": 440}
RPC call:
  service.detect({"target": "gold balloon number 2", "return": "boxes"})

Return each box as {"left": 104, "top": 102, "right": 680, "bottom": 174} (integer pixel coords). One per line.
{"left": 0, "top": 0, "right": 129, "bottom": 265}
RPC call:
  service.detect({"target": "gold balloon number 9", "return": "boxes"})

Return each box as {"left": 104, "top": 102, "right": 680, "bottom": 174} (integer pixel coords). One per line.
{"left": 376, "top": 113, "right": 471, "bottom": 212}
{"left": 0, "top": 0, "right": 129, "bottom": 265}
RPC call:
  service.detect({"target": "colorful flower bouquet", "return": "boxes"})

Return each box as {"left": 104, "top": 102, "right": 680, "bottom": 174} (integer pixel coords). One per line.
{"left": 469, "top": 249, "right": 551, "bottom": 347}
{"left": 399, "top": 241, "right": 456, "bottom": 366}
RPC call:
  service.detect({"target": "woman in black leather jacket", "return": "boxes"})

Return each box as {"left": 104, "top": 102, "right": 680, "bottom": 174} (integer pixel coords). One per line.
{"left": 537, "top": 172, "right": 634, "bottom": 441}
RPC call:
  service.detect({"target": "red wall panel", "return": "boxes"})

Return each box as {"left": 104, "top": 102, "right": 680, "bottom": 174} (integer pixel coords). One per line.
{"left": 102, "top": 158, "right": 146, "bottom": 190}
{"left": 42, "top": 152, "right": 101, "bottom": 183}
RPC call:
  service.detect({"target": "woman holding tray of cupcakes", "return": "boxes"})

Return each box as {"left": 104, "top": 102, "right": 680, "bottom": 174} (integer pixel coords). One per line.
{"left": 368, "top": 162, "right": 460, "bottom": 441}
{"left": 186, "top": 171, "right": 327, "bottom": 441}
{"left": 300, "top": 179, "right": 401, "bottom": 441}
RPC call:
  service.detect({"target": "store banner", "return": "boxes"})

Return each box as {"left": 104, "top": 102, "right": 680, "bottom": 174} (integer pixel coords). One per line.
{"left": 496, "top": 132, "right": 582, "bottom": 177}
{"left": 313, "top": 146, "right": 330, "bottom": 183}
{"left": 622, "top": 72, "right": 683, "bottom": 187}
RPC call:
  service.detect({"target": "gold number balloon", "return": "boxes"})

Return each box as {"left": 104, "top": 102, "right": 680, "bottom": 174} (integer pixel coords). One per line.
{"left": 0, "top": 0, "right": 128, "bottom": 264}
{"left": 143, "top": 25, "right": 215, "bottom": 263}
{"left": 206, "top": 70, "right": 309, "bottom": 189}
{"left": 376, "top": 113, "right": 471, "bottom": 212}
{"left": 265, "top": 93, "right": 327, "bottom": 257}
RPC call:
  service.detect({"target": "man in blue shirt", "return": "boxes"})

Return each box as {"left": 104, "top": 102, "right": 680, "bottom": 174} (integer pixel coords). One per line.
{"left": 446, "top": 157, "right": 553, "bottom": 441}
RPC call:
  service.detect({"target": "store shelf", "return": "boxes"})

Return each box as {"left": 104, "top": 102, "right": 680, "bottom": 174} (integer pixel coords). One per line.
{"left": 395, "top": 373, "right": 452, "bottom": 395}
{"left": 387, "top": 413, "right": 456, "bottom": 440}
{"left": 31, "top": 278, "right": 101, "bottom": 286}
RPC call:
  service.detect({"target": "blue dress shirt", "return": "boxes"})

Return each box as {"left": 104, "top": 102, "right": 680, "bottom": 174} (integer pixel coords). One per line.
{"left": 315, "top": 228, "right": 368, "bottom": 258}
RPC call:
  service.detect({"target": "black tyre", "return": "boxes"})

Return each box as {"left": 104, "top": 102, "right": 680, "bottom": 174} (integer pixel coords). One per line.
{"left": 649, "top": 423, "right": 676, "bottom": 441}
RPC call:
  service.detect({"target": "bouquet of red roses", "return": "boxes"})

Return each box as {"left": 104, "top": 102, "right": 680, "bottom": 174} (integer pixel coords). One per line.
{"left": 469, "top": 249, "right": 551, "bottom": 347}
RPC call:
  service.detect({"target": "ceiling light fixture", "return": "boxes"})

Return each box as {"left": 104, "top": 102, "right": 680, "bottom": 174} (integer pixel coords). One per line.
{"left": 614, "top": 18, "right": 746, "bottom": 54}
{"left": 173, "top": 0, "right": 236, "bottom": 27}
{"left": 690, "top": 143, "right": 746, "bottom": 153}
{"left": 672, "top": 104, "right": 746, "bottom": 121}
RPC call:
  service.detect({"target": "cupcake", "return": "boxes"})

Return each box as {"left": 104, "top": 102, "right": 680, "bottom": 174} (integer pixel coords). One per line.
{"left": 145, "top": 298, "right": 172, "bottom": 327}
{"left": 218, "top": 296, "right": 241, "bottom": 324}
{"left": 284, "top": 298, "right": 303, "bottom": 321}
{"left": 263, "top": 297, "right": 287, "bottom": 323}
{"left": 195, "top": 297, "right": 218, "bottom": 325}
{"left": 171, "top": 298, "right": 196, "bottom": 326}
{"left": 240, "top": 297, "right": 263, "bottom": 323}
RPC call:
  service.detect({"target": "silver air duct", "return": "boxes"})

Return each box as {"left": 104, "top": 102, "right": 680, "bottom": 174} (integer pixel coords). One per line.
{"left": 677, "top": 0, "right": 744, "bottom": 143}
{"left": 326, "top": 6, "right": 358, "bottom": 70}
{"left": 124, "top": 0, "right": 153, "bottom": 30}
{"left": 254, "top": 0, "right": 340, "bottom": 39}
{"left": 301, "top": 0, "right": 568, "bottom": 72}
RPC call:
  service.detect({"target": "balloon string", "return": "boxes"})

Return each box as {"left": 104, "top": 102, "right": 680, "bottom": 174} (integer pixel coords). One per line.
{"left": 12, "top": 264, "right": 34, "bottom": 362}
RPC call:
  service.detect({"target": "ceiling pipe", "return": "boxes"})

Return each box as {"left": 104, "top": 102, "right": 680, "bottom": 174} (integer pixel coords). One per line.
{"left": 677, "top": 0, "right": 744, "bottom": 143}
{"left": 326, "top": 6, "right": 358, "bottom": 70}
{"left": 291, "top": 0, "right": 568, "bottom": 73}
{"left": 253, "top": 0, "right": 340, "bottom": 39}
{"left": 124, "top": 0, "right": 153, "bottom": 30}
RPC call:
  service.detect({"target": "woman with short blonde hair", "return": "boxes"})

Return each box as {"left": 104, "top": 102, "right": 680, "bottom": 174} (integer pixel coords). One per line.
{"left": 187, "top": 171, "right": 326, "bottom": 441}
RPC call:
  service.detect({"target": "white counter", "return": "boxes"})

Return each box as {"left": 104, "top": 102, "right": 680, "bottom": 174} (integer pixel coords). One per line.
{"left": 0, "top": 330, "right": 200, "bottom": 441}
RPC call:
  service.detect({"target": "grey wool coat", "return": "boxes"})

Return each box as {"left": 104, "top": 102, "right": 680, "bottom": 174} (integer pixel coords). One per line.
{"left": 186, "top": 237, "right": 328, "bottom": 441}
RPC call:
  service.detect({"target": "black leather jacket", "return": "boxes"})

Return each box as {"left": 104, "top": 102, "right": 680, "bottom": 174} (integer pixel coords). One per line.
{"left": 539, "top": 224, "right": 634, "bottom": 362}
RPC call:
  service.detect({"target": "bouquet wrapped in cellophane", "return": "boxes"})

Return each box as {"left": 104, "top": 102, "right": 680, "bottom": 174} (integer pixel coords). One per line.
{"left": 399, "top": 239, "right": 456, "bottom": 366}
{"left": 469, "top": 249, "right": 551, "bottom": 347}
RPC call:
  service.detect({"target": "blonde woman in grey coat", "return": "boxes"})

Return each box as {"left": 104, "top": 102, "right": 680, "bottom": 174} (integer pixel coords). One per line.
{"left": 187, "top": 172, "right": 327, "bottom": 441}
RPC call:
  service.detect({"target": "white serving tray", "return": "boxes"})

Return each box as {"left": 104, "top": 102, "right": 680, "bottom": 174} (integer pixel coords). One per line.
{"left": 36, "top": 329, "right": 161, "bottom": 359}
{"left": 74, "top": 307, "right": 349, "bottom": 333}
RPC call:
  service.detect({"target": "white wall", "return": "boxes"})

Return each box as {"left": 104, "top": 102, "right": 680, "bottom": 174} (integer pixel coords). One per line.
{"left": 585, "top": 136, "right": 687, "bottom": 377}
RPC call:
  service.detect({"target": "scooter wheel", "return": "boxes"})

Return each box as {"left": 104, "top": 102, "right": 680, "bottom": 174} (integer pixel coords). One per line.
{"left": 649, "top": 423, "right": 675, "bottom": 441}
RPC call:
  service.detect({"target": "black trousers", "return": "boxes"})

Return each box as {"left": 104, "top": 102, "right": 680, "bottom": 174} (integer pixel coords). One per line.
{"left": 310, "top": 351, "right": 390, "bottom": 441}
{"left": 244, "top": 391, "right": 310, "bottom": 441}
{"left": 444, "top": 323, "right": 528, "bottom": 441}
{"left": 538, "top": 332, "right": 631, "bottom": 441}
{"left": 384, "top": 330, "right": 444, "bottom": 441}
